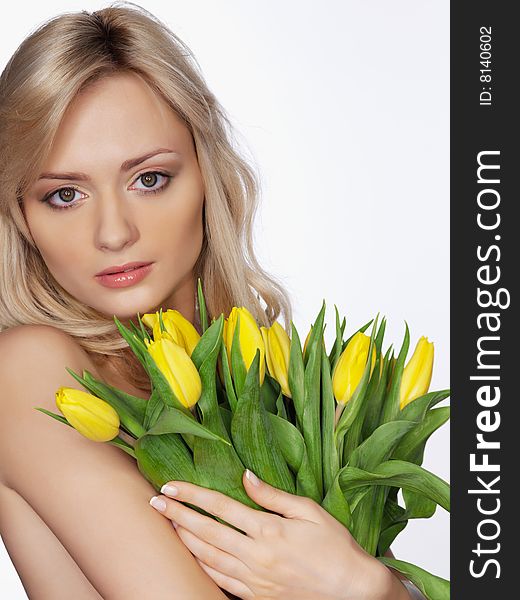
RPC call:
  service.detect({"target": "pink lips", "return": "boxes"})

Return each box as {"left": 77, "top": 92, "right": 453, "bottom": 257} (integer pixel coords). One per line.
{"left": 96, "top": 261, "right": 153, "bottom": 276}
{"left": 95, "top": 262, "right": 154, "bottom": 288}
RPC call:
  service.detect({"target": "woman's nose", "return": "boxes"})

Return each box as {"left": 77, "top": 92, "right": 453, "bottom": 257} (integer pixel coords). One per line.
{"left": 94, "top": 193, "right": 139, "bottom": 252}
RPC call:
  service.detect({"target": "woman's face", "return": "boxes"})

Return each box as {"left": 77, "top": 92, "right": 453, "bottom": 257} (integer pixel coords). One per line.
{"left": 23, "top": 72, "right": 205, "bottom": 324}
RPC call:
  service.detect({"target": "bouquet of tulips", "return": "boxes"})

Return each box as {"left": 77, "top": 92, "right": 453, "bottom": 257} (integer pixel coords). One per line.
{"left": 37, "top": 279, "right": 450, "bottom": 600}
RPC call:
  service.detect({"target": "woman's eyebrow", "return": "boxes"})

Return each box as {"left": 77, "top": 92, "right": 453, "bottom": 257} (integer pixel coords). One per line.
{"left": 37, "top": 148, "right": 180, "bottom": 181}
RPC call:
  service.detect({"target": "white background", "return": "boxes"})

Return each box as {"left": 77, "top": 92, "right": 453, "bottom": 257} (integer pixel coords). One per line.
{"left": 1, "top": 1, "right": 449, "bottom": 595}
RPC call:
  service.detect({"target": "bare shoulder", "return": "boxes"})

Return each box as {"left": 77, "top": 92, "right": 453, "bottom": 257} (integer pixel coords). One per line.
{"left": 0, "top": 324, "right": 89, "bottom": 387}
{"left": 0, "top": 324, "right": 226, "bottom": 599}
{"left": 0, "top": 323, "right": 85, "bottom": 361}
{"left": 0, "top": 323, "right": 99, "bottom": 431}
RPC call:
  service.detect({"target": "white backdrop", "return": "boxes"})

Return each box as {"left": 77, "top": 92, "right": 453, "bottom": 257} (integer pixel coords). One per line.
{"left": 0, "top": 1, "right": 450, "bottom": 596}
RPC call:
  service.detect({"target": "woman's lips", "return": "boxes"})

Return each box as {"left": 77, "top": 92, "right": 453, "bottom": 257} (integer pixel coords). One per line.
{"left": 94, "top": 263, "right": 154, "bottom": 288}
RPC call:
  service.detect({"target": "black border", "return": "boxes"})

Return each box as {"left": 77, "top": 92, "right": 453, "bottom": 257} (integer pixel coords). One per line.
{"left": 451, "top": 4, "right": 517, "bottom": 597}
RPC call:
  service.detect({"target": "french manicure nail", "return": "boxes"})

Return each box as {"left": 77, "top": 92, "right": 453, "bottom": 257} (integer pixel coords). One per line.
{"left": 161, "top": 484, "right": 178, "bottom": 496}
{"left": 150, "top": 496, "right": 167, "bottom": 512}
{"left": 245, "top": 469, "right": 260, "bottom": 486}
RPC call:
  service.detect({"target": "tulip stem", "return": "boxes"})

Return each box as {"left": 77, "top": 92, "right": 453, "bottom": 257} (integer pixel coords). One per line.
{"left": 334, "top": 403, "right": 345, "bottom": 429}
{"left": 118, "top": 430, "right": 137, "bottom": 448}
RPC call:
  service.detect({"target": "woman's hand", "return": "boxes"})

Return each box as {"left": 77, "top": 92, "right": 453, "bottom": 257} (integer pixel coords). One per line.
{"left": 149, "top": 469, "right": 409, "bottom": 600}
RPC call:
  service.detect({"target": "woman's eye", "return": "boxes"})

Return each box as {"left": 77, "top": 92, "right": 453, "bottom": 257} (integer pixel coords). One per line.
{"left": 41, "top": 171, "right": 172, "bottom": 210}
{"left": 42, "top": 187, "right": 85, "bottom": 210}
{"left": 130, "top": 171, "right": 171, "bottom": 194}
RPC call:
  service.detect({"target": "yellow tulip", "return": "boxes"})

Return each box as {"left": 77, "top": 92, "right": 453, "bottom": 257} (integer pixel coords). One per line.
{"left": 224, "top": 307, "right": 265, "bottom": 385}
{"left": 400, "top": 336, "right": 434, "bottom": 409}
{"left": 261, "top": 321, "right": 291, "bottom": 397}
{"left": 142, "top": 309, "right": 200, "bottom": 356}
{"left": 55, "top": 387, "right": 120, "bottom": 442}
{"left": 145, "top": 336, "right": 202, "bottom": 408}
{"left": 332, "top": 332, "right": 376, "bottom": 405}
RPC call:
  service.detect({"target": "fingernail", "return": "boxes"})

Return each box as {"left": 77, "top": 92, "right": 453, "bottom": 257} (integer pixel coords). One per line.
{"left": 150, "top": 496, "right": 167, "bottom": 512}
{"left": 245, "top": 469, "right": 260, "bottom": 486}
{"left": 161, "top": 484, "right": 179, "bottom": 496}
{"left": 172, "top": 521, "right": 178, "bottom": 529}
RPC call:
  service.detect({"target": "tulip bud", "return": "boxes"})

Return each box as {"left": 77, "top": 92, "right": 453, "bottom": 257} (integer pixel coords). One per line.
{"left": 142, "top": 310, "right": 200, "bottom": 356}
{"left": 332, "top": 332, "right": 376, "bottom": 405}
{"left": 400, "top": 336, "right": 434, "bottom": 409}
{"left": 56, "top": 387, "right": 120, "bottom": 442}
{"left": 164, "top": 309, "right": 201, "bottom": 356}
{"left": 145, "top": 337, "right": 202, "bottom": 408}
{"left": 261, "top": 321, "right": 291, "bottom": 397}
{"left": 224, "top": 307, "right": 266, "bottom": 385}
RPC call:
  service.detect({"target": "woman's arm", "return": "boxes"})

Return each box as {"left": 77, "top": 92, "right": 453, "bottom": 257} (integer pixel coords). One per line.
{"left": 0, "top": 324, "right": 227, "bottom": 600}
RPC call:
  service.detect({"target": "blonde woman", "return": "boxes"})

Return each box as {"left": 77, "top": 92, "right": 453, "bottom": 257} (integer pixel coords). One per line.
{"left": 0, "top": 5, "right": 422, "bottom": 599}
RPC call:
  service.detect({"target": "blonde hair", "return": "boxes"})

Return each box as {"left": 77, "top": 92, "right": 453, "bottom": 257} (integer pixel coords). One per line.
{"left": 0, "top": 2, "right": 293, "bottom": 391}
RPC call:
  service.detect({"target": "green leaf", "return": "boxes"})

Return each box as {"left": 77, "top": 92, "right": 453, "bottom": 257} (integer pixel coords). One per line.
{"left": 378, "top": 499, "right": 408, "bottom": 555}
{"left": 197, "top": 277, "right": 209, "bottom": 333}
{"left": 113, "top": 316, "right": 149, "bottom": 364}
{"left": 288, "top": 322, "right": 305, "bottom": 431}
{"left": 352, "top": 487, "right": 386, "bottom": 555}
{"left": 349, "top": 421, "right": 416, "bottom": 471}
{"left": 362, "top": 346, "right": 394, "bottom": 440}
{"left": 35, "top": 407, "right": 73, "bottom": 428}
{"left": 399, "top": 390, "right": 451, "bottom": 423}
{"left": 321, "top": 338, "right": 339, "bottom": 495}
{"left": 192, "top": 317, "right": 257, "bottom": 509}
{"left": 275, "top": 392, "right": 288, "bottom": 419}
{"left": 135, "top": 432, "right": 197, "bottom": 491}
{"left": 191, "top": 313, "right": 224, "bottom": 370}
{"left": 377, "top": 557, "right": 450, "bottom": 600}
{"left": 295, "top": 451, "right": 322, "bottom": 502}
{"left": 339, "top": 460, "right": 450, "bottom": 512}
{"left": 143, "top": 388, "right": 164, "bottom": 430}
{"left": 393, "top": 407, "right": 451, "bottom": 465}
{"left": 146, "top": 405, "right": 232, "bottom": 445}
{"left": 321, "top": 474, "right": 352, "bottom": 530}
{"left": 267, "top": 411, "right": 320, "bottom": 502}
{"left": 327, "top": 306, "right": 346, "bottom": 371}
{"left": 349, "top": 403, "right": 410, "bottom": 556}
{"left": 378, "top": 521, "right": 407, "bottom": 556}
{"left": 219, "top": 405, "right": 233, "bottom": 437}
{"left": 403, "top": 488, "right": 437, "bottom": 520}
{"left": 267, "top": 412, "right": 303, "bottom": 470}
{"left": 261, "top": 375, "right": 280, "bottom": 414}
{"left": 230, "top": 315, "right": 247, "bottom": 398}
{"left": 231, "top": 349, "right": 296, "bottom": 494}
{"left": 66, "top": 368, "right": 147, "bottom": 438}
{"left": 129, "top": 318, "right": 145, "bottom": 342}
{"left": 220, "top": 339, "right": 237, "bottom": 412}
{"left": 341, "top": 319, "right": 373, "bottom": 351}
{"left": 380, "top": 322, "right": 410, "bottom": 424}
{"left": 348, "top": 407, "right": 408, "bottom": 556}
{"left": 301, "top": 300, "right": 326, "bottom": 497}
{"left": 136, "top": 313, "right": 152, "bottom": 343}
{"left": 374, "top": 316, "right": 387, "bottom": 355}
{"left": 107, "top": 436, "right": 137, "bottom": 459}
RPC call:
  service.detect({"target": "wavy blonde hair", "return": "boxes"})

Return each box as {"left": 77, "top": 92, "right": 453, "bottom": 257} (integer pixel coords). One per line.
{"left": 0, "top": 2, "right": 293, "bottom": 391}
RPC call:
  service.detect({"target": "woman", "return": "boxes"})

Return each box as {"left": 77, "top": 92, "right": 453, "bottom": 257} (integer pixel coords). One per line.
{"left": 0, "top": 5, "right": 422, "bottom": 599}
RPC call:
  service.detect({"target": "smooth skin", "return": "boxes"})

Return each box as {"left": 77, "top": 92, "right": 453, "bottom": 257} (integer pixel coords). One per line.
{"left": 1, "top": 71, "right": 412, "bottom": 598}
{"left": 150, "top": 472, "right": 412, "bottom": 600}
{"left": 22, "top": 71, "right": 205, "bottom": 328}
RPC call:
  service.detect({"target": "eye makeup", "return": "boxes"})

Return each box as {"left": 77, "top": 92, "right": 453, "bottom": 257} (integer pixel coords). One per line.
{"left": 38, "top": 170, "right": 173, "bottom": 211}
